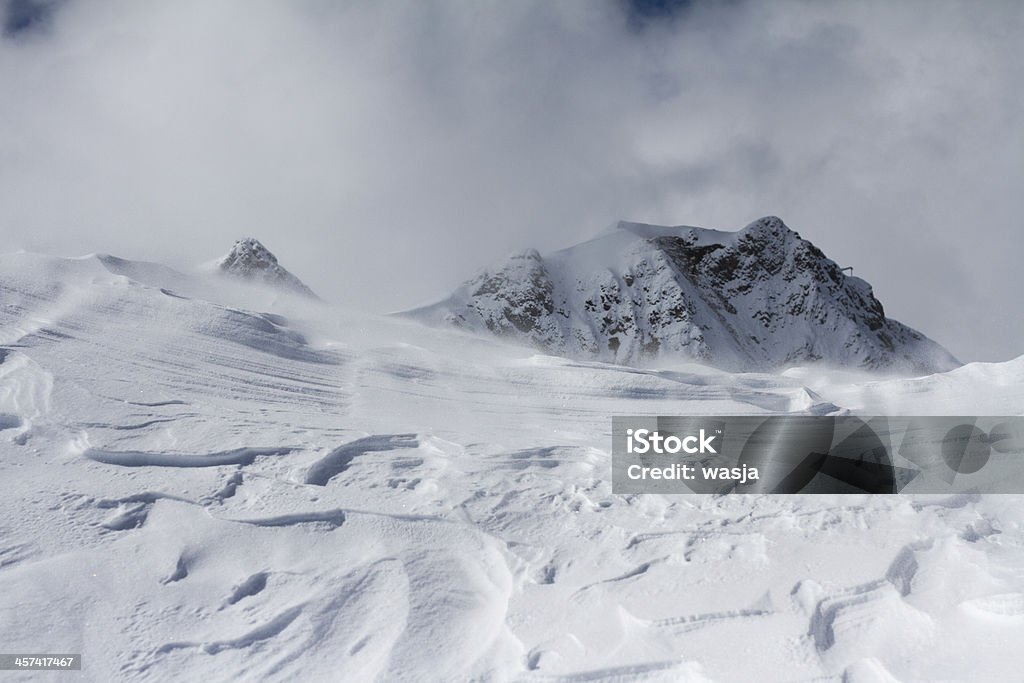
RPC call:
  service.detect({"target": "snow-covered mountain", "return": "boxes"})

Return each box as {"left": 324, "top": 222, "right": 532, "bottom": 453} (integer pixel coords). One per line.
{"left": 407, "top": 216, "right": 958, "bottom": 374}
{"left": 1, "top": 246, "right": 1022, "bottom": 681}
{"left": 216, "top": 237, "right": 317, "bottom": 298}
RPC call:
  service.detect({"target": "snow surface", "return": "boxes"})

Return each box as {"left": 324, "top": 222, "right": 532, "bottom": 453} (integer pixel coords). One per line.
{"left": 1, "top": 249, "right": 1022, "bottom": 681}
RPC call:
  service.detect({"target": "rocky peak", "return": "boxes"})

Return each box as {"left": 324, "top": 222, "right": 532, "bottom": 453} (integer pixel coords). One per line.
{"left": 217, "top": 238, "right": 316, "bottom": 298}
{"left": 403, "top": 217, "right": 959, "bottom": 374}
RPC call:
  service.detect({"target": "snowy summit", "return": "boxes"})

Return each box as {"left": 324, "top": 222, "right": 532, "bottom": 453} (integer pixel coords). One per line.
{"left": 407, "top": 216, "right": 959, "bottom": 373}
{"left": 217, "top": 237, "right": 316, "bottom": 298}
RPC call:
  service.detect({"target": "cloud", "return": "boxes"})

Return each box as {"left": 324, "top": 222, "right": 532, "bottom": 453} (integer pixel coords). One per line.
{"left": 3, "top": 0, "right": 63, "bottom": 36}
{"left": 1, "top": 0, "right": 1021, "bottom": 361}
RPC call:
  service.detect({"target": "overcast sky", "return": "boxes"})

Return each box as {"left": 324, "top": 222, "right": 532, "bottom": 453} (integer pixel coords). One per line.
{"left": 1, "top": 0, "right": 1022, "bottom": 362}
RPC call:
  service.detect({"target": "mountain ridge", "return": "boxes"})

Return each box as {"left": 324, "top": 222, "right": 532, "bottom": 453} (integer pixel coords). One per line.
{"left": 404, "top": 216, "right": 959, "bottom": 374}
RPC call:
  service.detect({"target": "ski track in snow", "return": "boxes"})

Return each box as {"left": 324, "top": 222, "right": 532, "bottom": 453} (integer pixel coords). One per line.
{"left": 0, "top": 252, "right": 1023, "bottom": 681}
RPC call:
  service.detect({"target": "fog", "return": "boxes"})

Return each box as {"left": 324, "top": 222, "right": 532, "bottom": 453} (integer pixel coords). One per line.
{"left": 1, "top": 0, "right": 1021, "bottom": 362}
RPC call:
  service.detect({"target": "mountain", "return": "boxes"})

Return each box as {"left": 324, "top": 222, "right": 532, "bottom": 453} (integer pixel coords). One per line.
{"left": 0, "top": 246, "right": 1020, "bottom": 681}
{"left": 405, "top": 216, "right": 959, "bottom": 374}
{"left": 216, "top": 237, "right": 317, "bottom": 298}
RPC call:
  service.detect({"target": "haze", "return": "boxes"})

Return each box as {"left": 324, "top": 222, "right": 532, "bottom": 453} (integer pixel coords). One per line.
{"left": 1, "top": 0, "right": 1021, "bottom": 362}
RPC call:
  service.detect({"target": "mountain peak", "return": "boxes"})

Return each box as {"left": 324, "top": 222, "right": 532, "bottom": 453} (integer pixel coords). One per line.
{"left": 404, "top": 217, "right": 959, "bottom": 374}
{"left": 742, "top": 215, "right": 789, "bottom": 235}
{"left": 217, "top": 238, "right": 316, "bottom": 298}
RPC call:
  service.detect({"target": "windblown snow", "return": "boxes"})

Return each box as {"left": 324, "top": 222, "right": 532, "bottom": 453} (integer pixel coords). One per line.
{"left": 407, "top": 217, "right": 959, "bottom": 374}
{"left": 0, "top": 244, "right": 1021, "bottom": 682}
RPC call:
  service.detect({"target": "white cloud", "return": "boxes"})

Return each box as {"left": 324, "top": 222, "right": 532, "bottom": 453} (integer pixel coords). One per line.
{"left": 1, "top": 0, "right": 1021, "bottom": 361}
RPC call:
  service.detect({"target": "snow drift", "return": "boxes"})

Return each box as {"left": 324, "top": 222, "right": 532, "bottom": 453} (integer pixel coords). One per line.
{"left": 0, "top": 244, "right": 1020, "bottom": 682}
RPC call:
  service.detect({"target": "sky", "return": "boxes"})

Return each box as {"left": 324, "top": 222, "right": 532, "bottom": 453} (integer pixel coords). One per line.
{"left": 1, "top": 0, "right": 1022, "bottom": 363}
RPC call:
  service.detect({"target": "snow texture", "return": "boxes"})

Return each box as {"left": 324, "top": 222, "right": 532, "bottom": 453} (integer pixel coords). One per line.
{"left": 0, "top": 245, "right": 1021, "bottom": 682}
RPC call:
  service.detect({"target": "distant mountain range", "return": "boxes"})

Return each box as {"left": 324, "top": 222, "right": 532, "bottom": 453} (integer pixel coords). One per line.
{"left": 404, "top": 216, "right": 958, "bottom": 373}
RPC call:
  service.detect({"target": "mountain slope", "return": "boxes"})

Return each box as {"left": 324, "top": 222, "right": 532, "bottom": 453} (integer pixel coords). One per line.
{"left": 0, "top": 248, "right": 1021, "bottom": 681}
{"left": 406, "top": 216, "right": 958, "bottom": 374}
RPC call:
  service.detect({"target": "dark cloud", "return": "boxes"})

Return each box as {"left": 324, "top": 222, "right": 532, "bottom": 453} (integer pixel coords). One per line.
{"left": 2, "top": 0, "right": 62, "bottom": 36}
{"left": 0, "top": 0, "right": 1021, "bottom": 362}
{"left": 622, "top": 0, "right": 745, "bottom": 31}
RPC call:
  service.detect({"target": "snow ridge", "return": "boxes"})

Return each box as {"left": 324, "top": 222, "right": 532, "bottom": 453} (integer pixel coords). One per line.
{"left": 406, "top": 216, "right": 959, "bottom": 373}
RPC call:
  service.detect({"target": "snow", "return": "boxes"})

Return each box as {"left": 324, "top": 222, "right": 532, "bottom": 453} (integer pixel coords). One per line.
{"left": 0, "top": 248, "right": 1022, "bottom": 681}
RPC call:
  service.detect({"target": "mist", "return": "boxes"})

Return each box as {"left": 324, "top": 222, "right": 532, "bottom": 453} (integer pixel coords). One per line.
{"left": 1, "top": 0, "right": 1021, "bottom": 362}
